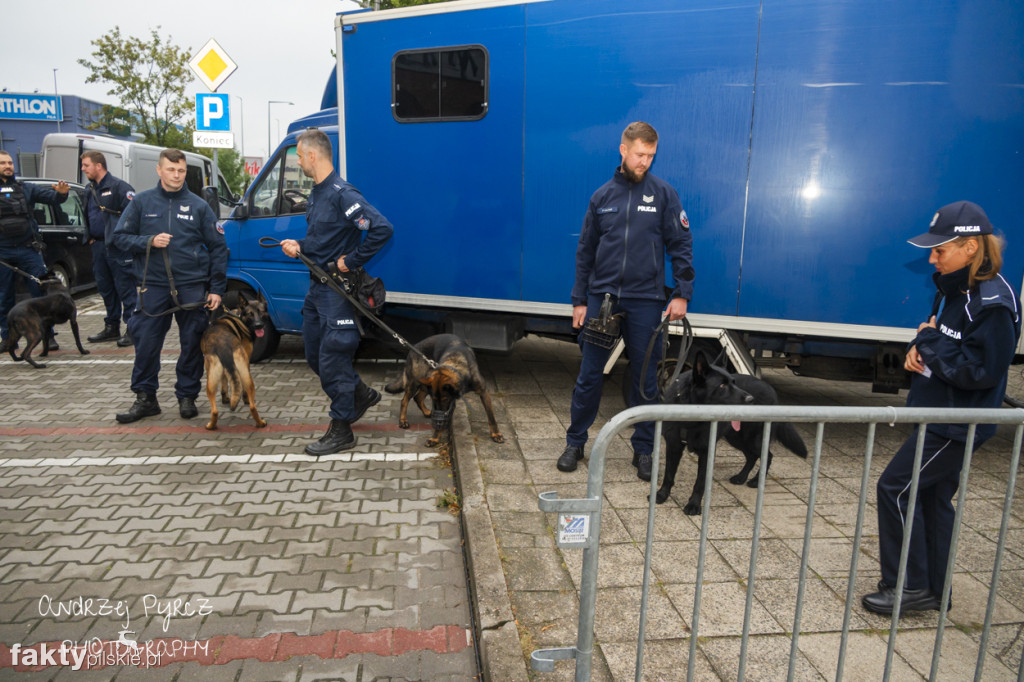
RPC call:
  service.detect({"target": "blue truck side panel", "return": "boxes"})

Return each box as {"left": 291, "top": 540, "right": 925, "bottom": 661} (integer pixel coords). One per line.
{"left": 225, "top": 0, "right": 1024, "bottom": 352}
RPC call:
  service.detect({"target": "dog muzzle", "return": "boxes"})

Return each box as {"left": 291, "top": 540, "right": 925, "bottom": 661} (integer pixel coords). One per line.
{"left": 431, "top": 405, "right": 455, "bottom": 431}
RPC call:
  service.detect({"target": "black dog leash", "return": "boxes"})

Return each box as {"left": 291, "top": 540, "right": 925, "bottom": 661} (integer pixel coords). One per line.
{"left": 639, "top": 316, "right": 693, "bottom": 401}
{"left": 137, "top": 238, "right": 210, "bottom": 318}
{"left": 0, "top": 258, "right": 43, "bottom": 285}
{"left": 258, "top": 237, "right": 437, "bottom": 369}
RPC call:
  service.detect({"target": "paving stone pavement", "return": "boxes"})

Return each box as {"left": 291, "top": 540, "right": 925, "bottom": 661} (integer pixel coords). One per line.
{"left": 464, "top": 335, "right": 1024, "bottom": 681}
{"left": 0, "top": 295, "right": 480, "bottom": 681}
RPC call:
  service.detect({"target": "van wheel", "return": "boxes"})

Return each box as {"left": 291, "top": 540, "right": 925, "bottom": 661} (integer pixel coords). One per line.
{"left": 225, "top": 286, "right": 280, "bottom": 362}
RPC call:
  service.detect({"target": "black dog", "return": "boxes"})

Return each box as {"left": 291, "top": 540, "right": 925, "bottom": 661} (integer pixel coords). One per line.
{"left": 656, "top": 351, "right": 807, "bottom": 514}
{"left": 385, "top": 333, "right": 504, "bottom": 447}
{"left": 5, "top": 277, "right": 90, "bottom": 369}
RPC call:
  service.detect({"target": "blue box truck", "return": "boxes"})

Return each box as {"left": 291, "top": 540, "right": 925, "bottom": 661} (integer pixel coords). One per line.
{"left": 219, "top": 0, "right": 1024, "bottom": 391}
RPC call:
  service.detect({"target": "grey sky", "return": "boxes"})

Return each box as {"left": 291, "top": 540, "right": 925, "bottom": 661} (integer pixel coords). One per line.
{"left": 8, "top": 0, "right": 361, "bottom": 159}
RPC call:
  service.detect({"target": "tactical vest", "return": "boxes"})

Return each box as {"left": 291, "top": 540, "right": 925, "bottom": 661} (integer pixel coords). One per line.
{"left": 0, "top": 181, "right": 31, "bottom": 239}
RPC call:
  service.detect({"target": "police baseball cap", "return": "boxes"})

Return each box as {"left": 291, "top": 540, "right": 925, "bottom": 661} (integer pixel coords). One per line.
{"left": 908, "top": 200, "right": 993, "bottom": 248}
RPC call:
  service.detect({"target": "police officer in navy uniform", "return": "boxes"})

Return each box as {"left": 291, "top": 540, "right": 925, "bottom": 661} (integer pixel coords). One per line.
{"left": 81, "top": 151, "right": 136, "bottom": 347}
{"left": 279, "top": 128, "right": 393, "bottom": 456}
{"left": 862, "top": 201, "right": 1021, "bottom": 616}
{"left": 557, "top": 121, "right": 694, "bottom": 480}
{"left": 0, "top": 150, "right": 69, "bottom": 347}
{"left": 111, "top": 148, "right": 228, "bottom": 423}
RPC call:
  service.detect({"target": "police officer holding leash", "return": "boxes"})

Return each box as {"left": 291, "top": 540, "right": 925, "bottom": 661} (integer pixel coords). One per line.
{"left": 111, "top": 148, "right": 227, "bottom": 424}
{"left": 81, "top": 150, "right": 136, "bottom": 347}
{"left": 0, "top": 150, "right": 69, "bottom": 348}
{"left": 556, "top": 121, "right": 694, "bottom": 480}
{"left": 279, "top": 128, "right": 393, "bottom": 457}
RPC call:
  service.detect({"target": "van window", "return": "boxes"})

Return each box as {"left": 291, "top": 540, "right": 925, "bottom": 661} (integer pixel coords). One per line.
{"left": 185, "top": 165, "right": 204, "bottom": 196}
{"left": 393, "top": 45, "right": 488, "bottom": 122}
{"left": 249, "top": 145, "right": 313, "bottom": 217}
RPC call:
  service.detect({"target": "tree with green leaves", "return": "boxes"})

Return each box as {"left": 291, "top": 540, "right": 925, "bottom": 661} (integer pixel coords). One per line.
{"left": 196, "top": 147, "right": 248, "bottom": 196}
{"left": 78, "top": 26, "right": 195, "bottom": 147}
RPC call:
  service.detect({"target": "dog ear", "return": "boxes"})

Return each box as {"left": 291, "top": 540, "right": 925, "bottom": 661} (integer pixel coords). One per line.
{"left": 693, "top": 351, "right": 709, "bottom": 383}
{"left": 237, "top": 292, "right": 248, "bottom": 306}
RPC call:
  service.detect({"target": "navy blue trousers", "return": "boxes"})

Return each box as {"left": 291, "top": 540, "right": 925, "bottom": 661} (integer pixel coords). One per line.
{"left": 302, "top": 282, "right": 361, "bottom": 422}
{"left": 876, "top": 428, "right": 972, "bottom": 594}
{"left": 0, "top": 244, "right": 46, "bottom": 339}
{"left": 567, "top": 295, "right": 664, "bottom": 455}
{"left": 126, "top": 283, "right": 209, "bottom": 399}
{"left": 91, "top": 242, "right": 136, "bottom": 327}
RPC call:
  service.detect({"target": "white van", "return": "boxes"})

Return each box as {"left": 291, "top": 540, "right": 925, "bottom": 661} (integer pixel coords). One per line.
{"left": 40, "top": 132, "right": 234, "bottom": 203}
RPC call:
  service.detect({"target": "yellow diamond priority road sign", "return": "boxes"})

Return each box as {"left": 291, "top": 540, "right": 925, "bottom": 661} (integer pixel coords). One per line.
{"left": 188, "top": 38, "right": 237, "bottom": 92}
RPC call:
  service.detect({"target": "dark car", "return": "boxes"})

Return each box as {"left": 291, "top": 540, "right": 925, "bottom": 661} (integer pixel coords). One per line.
{"left": 23, "top": 178, "right": 94, "bottom": 293}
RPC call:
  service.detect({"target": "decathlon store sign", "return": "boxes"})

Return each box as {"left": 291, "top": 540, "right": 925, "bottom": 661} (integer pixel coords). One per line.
{"left": 0, "top": 93, "right": 63, "bottom": 121}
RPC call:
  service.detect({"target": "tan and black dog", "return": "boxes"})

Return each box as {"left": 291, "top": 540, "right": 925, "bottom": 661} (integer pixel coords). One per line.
{"left": 201, "top": 293, "right": 269, "bottom": 430}
{"left": 4, "top": 276, "right": 90, "bottom": 368}
{"left": 385, "top": 333, "right": 504, "bottom": 446}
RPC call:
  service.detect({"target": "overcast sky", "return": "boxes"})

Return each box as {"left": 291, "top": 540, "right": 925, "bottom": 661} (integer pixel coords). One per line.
{"left": 8, "top": 0, "right": 362, "bottom": 160}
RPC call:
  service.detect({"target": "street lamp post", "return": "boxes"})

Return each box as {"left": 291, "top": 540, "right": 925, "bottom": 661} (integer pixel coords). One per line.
{"left": 266, "top": 100, "right": 293, "bottom": 161}
{"left": 52, "top": 69, "right": 60, "bottom": 133}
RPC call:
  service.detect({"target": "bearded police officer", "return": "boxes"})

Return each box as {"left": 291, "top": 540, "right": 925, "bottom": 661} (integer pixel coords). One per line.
{"left": 556, "top": 121, "right": 694, "bottom": 481}
{"left": 81, "top": 150, "right": 136, "bottom": 347}
{"left": 0, "top": 150, "right": 69, "bottom": 347}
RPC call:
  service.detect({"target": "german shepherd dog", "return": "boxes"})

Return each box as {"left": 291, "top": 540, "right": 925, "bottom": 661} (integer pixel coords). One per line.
{"left": 200, "top": 293, "right": 268, "bottom": 430}
{"left": 656, "top": 351, "right": 807, "bottom": 515}
{"left": 385, "top": 333, "right": 504, "bottom": 447}
{"left": 4, "top": 275, "right": 89, "bottom": 368}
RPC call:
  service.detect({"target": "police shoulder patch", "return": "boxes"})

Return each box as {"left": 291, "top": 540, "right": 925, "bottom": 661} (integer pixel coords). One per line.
{"left": 126, "top": 191, "right": 135, "bottom": 200}
{"left": 680, "top": 210, "right": 690, "bottom": 229}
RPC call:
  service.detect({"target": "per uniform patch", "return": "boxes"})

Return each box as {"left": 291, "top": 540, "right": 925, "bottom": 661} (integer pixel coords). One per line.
{"left": 680, "top": 210, "right": 690, "bottom": 230}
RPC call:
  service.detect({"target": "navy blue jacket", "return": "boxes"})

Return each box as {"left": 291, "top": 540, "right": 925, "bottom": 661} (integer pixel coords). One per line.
{"left": 0, "top": 178, "right": 66, "bottom": 248}
{"left": 85, "top": 172, "right": 134, "bottom": 242}
{"left": 111, "top": 184, "right": 228, "bottom": 295}
{"left": 297, "top": 171, "right": 393, "bottom": 271}
{"left": 572, "top": 168, "right": 694, "bottom": 306}
{"left": 908, "top": 267, "right": 1021, "bottom": 442}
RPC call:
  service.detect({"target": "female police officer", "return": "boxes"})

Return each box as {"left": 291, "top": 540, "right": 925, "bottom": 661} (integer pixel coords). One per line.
{"left": 862, "top": 201, "right": 1020, "bottom": 615}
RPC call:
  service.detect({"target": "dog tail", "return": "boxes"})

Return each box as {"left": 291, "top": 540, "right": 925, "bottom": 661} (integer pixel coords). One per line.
{"left": 777, "top": 423, "right": 808, "bottom": 459}
{"left": 384, "top": 377, "right": 404, "bottom": 394}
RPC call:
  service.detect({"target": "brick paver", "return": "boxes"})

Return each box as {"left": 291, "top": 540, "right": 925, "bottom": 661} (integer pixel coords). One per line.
{"left": 0, "top": 296, "right": 479, "bottom": 681}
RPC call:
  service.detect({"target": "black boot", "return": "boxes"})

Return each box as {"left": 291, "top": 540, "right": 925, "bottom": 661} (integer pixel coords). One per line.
{"left": 178, "top": 397, "right": 198, "bottom": 419}
{"left": 117, "top": 331, "right": 133, "bottom": 348}
{"left": 305, "top": 419, "right": 356, "bottom": 456}
{"left": 556, "top": 445, "right": 584, "bottom": 472}
{"left": 353, "top": 381, "right": 382, "bottom": 423}
{"left": 89, "top": 323, "right": 121, "bottom": 343}
{"left": 116, "top": 392, "right": 161, "bottom": 424}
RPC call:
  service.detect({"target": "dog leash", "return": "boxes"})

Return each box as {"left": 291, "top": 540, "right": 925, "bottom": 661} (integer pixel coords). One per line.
{"left": 0, "top": 258, "right": 43, "bottom": 285}
{"left": 137, "top": 238, "right": 210, "bottom": 318}
{"left": 639, "top": 316, "right": 693, "bottom": 401}
{"left": 258, "top": 237, "right": 438, "bottom": 370}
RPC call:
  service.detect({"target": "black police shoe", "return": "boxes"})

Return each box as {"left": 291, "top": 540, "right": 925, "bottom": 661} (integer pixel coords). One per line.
{"left": 88, "top": 324, "right": 120, "bottom": 343}
{"left": 353, "top": 382, "right": 382, "bottom": 423}
{"left": 861, "top": 585, "right": 940, "bottom": 615}
{"left": 178, "top": 397, "right": 198, "bottom": 419}
{"left": 117, "top": 332, "right": 133, "bottom": 348}
{"left": 556, "top": 445, "right": 584, "bottom": 472}
{"left": 636, "top": 453, "right": 653, "bottom": 482}
{"left": 116, "top": 392, "right": 161, "bottom": 424}
{"left": 305, "top": 419, "right": 356, "bottom": 456}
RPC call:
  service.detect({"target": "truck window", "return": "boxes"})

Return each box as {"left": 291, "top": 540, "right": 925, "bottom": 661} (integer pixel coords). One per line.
{"left": 249, "top": 145, "right": 313, "bottom": 217}
{"left": 393, "top": 45, "right": 488, "bottom": 122}
{"left": 185, "top": 165, "right": 204, "bottom": 196}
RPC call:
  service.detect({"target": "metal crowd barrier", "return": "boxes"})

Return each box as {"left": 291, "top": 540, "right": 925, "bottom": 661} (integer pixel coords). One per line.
{"left": 531, "top": 404, "right": 1024, "bottom": 681}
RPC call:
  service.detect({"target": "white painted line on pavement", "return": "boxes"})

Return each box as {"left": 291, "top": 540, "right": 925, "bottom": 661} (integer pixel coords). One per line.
{"left": 0, "top": 451, "right": 439, "bottom": 469}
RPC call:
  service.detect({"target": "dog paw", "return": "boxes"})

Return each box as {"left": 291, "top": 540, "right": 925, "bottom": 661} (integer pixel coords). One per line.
{"left": 80, "top": 349, "right": 90, "bottom": 355}
{"left": 255, "top": 419, "right": 268, "bottom": 428}
{"left": 683, "top": 501, "right": 702, "bottom": 516}
{"left": 425, "top": 437, "right": 440, "bottom": 447}
{"left": 491, "top": 433, "right": 504, "bottom": 443}
{"left": 746, "top": 478, "right": 762, "bottom": 489}
{"left": 654, "top": 489, "right": 671, "bottom": 504}
{"left": 728, "top": 474, "right": 747, "bottom": 485}
{"left": 398, "top": 420, "right": 410, "bottom": 429}
{"left": 205, "top": 423, "right": 218, "bottom": 431}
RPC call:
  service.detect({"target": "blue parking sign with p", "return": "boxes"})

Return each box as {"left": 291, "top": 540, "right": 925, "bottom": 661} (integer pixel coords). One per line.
{"left": 196, "top": 93, "right": 230, "bottom": 132}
